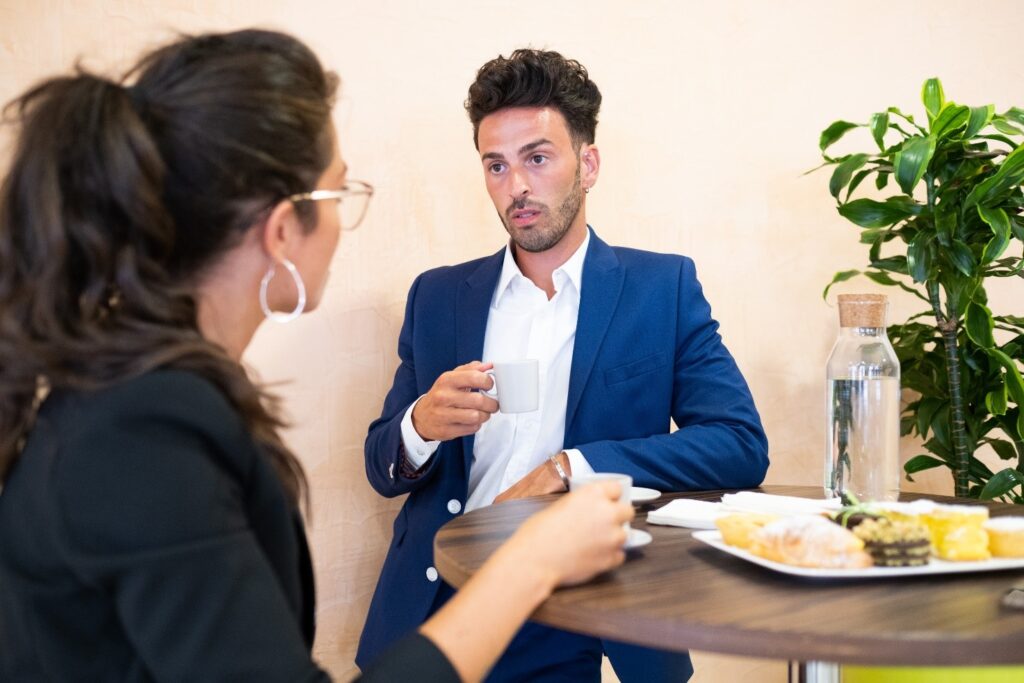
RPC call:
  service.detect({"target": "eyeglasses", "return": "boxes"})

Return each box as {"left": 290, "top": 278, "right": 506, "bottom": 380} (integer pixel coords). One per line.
{"left": 288, "top": 180, "right": 374, "bottom": 231}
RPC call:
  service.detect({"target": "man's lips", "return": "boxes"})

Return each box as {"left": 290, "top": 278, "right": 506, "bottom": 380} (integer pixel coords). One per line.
{"left": 508, "top": 208, "right": 543, "bottom": 226}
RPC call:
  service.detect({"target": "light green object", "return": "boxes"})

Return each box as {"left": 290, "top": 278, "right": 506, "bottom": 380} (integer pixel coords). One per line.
{"left": 844, "top": 666, "right": 1024, "bottom": 682}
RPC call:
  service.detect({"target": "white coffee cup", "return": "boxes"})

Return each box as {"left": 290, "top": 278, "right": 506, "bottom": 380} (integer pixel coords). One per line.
{"left": 569, "top": 472, "right": 633, "bottom": 533}
{"left": 482, "top": 359, "right": 539, "bottom": 413}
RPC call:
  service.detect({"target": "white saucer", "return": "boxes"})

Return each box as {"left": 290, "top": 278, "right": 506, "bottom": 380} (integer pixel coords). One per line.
{"left": 631, "top": 487, "right": 662, "bottom": 503}
{"left": 624, "top": 528, "right": 653, "bottom": 550}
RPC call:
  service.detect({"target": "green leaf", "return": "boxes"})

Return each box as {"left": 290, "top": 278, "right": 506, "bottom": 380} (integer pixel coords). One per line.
{"left": 845, "top": 169, "right": 873, "bottom": 202}
{"left": 916, "top": 397, "right": 945, "bottom": 439}
{"left": 829, "top": 154, "right": 870, "bottom": 198}
{"left": 1005, "top": 107, "right": 1024, "bottom": 127}
{"left": 869, "top": 112, "right": 889, "bottom": 150}
{"left": 948, "top": 240, "right": 977, "bottom": 276}
{"left": 875, "top": 172, "right": 890, "bottom": 190}
{"left": 838, "top": 198, "right": 917, "bottom": 228}
{"left": 988, "top": 439, "right": 1017, "bottom": 460}
{"left": 988, "top": 348, "right": 1024, "bottom": 438}
{"left": 964, "top": 104, "right": 995, "bottom": 138}
{"left": 903, "top": 455, "right": 946, "bottom": 481}
{"left": 823, "top": 269, "right": 860, "bottom": 300}
{"left": 992, "top": 119, "right": 1024, "bottom": 136}
{"left": 965, "top": 143, "right": 1024, "bottom": 207}
{"left": 863, "top": 271, "right": 900, "bottom": 287}
{"left": 907, "top": 232, "right": 932, "bottom": 283}
{"left": 978, "top": 468, "right": 1024, "bottom": 500}
{"left": 894, "top": 136, "right": 936, "bottom": 194}
{"left": 934, "top": 207, "right": 956, "bottom": 247}
{"left": 985, "top": 382, "right": 1009, "bottom": 416}
{"left": 978, "top": 205, "right": 1012, "bottom": 263}
{"left": 922, "top": 78, "right": 945, "bottom": 120}
{"left": 965, "top": 301, "right": 996, "bottom": 348}
{"left": 871, "top": 256, "right": 908, "bottom": 274}
{"left": 930, "top": 104, "right": 970, "bottom": 140}
{"left": 820, "top": 120, "right": 860, "bottom": 152}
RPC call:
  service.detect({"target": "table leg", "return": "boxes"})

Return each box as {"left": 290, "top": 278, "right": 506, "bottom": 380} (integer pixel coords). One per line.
{"left": 791, "top": 661, "right": 840, "bottom": 683}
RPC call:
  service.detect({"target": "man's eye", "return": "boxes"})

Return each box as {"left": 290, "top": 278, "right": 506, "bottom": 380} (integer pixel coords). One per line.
{"left": 530, "top": 155, "right": 547, "bottom": 165}
{"left": 489, "top": 163, "right": 506, "bottom": 174}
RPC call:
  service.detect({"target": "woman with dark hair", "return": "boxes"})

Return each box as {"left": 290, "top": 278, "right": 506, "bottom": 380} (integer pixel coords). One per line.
{"left": 0, "top": 30, "right": 632, "bottom": 681}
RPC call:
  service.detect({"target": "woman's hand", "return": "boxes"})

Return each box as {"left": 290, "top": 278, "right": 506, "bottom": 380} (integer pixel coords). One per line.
{"left": 502, "top": 481, "right": 634, "bottom": 589}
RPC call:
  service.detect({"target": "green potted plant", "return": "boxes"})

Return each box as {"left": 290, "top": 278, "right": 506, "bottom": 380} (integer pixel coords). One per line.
{"left": 818, "top": 78, "right": 1024, "bottom": 502}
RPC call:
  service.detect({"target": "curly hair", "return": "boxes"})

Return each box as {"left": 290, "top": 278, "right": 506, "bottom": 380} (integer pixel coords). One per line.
{"left": 0, "top": 30, "right": 339, "bottom": 507}
{"left": 465, "top": 48, "right": 602, "bottom": 149}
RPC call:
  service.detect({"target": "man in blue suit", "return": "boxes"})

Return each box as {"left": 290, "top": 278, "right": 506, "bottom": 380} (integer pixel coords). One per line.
{"left": 357, "top": 49, "right": 769, "bottom": 681}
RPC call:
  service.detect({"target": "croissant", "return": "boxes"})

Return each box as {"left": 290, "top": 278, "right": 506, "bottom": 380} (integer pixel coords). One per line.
{"left": 750, "top": 515, "right": 872, "bottom": 569}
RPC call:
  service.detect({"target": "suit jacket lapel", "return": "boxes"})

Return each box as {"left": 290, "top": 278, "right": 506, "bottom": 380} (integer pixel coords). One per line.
{"left": 455, "top": 248, "right": 504, "bottom": 463}
{"left": 565, "top": 230, "right": 624, "bottom": 439}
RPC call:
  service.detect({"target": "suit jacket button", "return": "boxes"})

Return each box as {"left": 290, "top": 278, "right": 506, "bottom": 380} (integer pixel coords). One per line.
{"left": 447, "top": 499, "right": 462, "bottom": 515}
{"left": 426, "top": 566, "right": 439, "bottom": 582}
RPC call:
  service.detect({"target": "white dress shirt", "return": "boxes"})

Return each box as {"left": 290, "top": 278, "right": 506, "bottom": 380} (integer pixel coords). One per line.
{"left": 401, "top": 230, "right": 594, "bottom": 511}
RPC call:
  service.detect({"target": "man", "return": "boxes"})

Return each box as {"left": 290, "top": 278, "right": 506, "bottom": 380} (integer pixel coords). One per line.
{"left": 357, "top": 49, "right": 769, "bottom": 682}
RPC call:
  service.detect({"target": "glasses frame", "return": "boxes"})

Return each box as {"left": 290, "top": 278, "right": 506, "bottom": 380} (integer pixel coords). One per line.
{"left": 288, "top": 180, "right": 374, "bottom": 231}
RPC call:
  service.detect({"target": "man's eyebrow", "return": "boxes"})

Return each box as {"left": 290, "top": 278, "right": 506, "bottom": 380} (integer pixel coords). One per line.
{"left": 518, "top": 138, "right": 553, "bottom": 155}
{"left": 480, "top": 138, "right": 555, "bottom": 162}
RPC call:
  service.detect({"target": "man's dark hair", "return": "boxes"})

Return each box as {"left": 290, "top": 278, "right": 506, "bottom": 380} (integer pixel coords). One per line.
{"left": 465, "top": 49, "right": 601, "bottom": 149}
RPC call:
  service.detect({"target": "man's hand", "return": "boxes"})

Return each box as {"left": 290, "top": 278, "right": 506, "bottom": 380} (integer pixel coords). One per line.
{"left": 494, "top": 452, "right": 571, "bottom": 503}
{"left": 411, "top": 361, "right": 499, "bottom": 442}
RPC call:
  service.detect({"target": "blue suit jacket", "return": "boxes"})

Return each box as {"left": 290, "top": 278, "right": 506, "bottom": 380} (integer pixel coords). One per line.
{"left": 356, "top": 230, "right": 768, "bottom": 668}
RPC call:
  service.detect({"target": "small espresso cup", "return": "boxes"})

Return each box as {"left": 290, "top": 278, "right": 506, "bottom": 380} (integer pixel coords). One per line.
{"left": 569, "top": 472, "right": 633, "bottom": 533}
{"left": 482, "top": 359, "right": 539, "bottom": 413}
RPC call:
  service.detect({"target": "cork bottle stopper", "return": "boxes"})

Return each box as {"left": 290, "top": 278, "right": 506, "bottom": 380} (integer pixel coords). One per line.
{"left": 837, "top": 293, "right": 887, "bottom": 328}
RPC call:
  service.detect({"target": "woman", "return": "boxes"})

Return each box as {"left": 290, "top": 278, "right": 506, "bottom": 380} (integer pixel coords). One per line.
{"left": 0, "top": 30, "right": 632, "bottom": 681}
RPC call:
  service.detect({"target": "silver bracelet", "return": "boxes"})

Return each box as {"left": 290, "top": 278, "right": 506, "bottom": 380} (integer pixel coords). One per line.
{"left": 549, "top": 454, "right": 570, "bottom": 491}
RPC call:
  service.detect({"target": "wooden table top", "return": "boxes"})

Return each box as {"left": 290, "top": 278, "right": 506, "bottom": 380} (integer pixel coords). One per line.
{"left": 434, "top": 485, "right": 1024, "bottom": 666}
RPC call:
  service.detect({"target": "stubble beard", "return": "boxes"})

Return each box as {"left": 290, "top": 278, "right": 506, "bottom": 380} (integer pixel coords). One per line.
{"left": 500, "top": 163, "right": 583, "bottom": 254}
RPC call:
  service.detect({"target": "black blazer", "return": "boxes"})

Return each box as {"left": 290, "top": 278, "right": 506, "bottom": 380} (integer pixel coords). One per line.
{"left": 0, "top": 370, "right": 456, "bottom": 682}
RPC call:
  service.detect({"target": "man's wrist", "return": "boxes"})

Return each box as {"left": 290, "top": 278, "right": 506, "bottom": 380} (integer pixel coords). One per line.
{"left": 549, "top": 452, "right": 571, "bottom": 491}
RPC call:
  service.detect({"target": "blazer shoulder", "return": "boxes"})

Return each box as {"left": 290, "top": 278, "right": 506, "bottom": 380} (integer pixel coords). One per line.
{"left": 610, "top": 246, "right": 696, "bottom": 278}
{"left": 63, "top": 369, "right": 245, "bottom": 433}
{"left": 408, "top": 252, "right": 501, "bottom": 303}
{"left": 44, "top": 369, "right": 259, "bottom": 556}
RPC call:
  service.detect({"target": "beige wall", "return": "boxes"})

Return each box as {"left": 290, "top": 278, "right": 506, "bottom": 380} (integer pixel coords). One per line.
{"left": 3, "top": 1, "right": 1022, "bottom": 680}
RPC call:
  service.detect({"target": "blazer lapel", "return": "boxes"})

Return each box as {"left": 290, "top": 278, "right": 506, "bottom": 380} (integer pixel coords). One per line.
{"left": 455, "top": 248, "right": 504, "bottom": 463}
{"left": 565, "top": 231, "right": 624, "bottom": 439}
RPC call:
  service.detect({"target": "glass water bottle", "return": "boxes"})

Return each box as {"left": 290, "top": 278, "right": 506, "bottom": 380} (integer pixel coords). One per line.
{"left": 825, "top": 294, "right": 901, "bottom": 502}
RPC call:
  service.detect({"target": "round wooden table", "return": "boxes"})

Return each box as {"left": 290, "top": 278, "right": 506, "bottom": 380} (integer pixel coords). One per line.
{"left": 434, "top": 485, "right": 1024, "bottom": 678}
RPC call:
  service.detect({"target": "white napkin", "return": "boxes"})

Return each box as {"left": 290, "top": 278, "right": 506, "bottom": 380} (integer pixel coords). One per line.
{"left": 719, "top": 491, "right": 841, "bottom": 516}
{"left": 646, "top": 499, "right": 726, "bottom": 529}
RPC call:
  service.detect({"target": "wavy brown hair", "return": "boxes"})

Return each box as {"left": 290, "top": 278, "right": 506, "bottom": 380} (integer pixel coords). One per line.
{"left": 0, "top": 30, "right": 338, "bottom": 506}
{"left": 465, "top": 48, "right": 602, "bottom": 149}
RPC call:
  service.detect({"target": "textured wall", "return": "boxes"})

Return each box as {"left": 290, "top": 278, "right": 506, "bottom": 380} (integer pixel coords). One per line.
{"left": 3, "top": 2, "right": 1022, "bottom": 680}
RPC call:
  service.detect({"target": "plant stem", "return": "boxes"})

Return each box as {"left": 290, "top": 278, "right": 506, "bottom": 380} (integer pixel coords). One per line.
{"left": 928, "top": 281, "right": 970, "bottom": 497}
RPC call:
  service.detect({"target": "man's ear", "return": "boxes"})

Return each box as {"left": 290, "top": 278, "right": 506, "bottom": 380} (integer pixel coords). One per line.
{"left": 580, "top": 143, "right": 601, "bottom": 191}
{"left": 260, "top": 199, "right": 301, "bottom": 261}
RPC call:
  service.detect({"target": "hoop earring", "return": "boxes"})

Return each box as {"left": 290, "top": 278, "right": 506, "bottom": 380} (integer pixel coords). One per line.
{"left": 259, "top": 258, "right": 306, "bottom": 324}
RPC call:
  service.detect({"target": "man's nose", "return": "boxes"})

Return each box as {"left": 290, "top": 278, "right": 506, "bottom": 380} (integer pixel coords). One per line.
{"left": 509, "top": 169, "right": 530, "bottom": 198}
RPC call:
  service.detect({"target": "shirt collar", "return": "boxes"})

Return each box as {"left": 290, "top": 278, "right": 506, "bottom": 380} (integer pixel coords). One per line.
{"left": 493, "top": 227, "right": 591, "bottom": 307}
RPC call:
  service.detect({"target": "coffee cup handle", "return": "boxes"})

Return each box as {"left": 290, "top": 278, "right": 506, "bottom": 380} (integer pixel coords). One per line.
{"left": 481, "top": 369, "right": 498, "bottom": 400}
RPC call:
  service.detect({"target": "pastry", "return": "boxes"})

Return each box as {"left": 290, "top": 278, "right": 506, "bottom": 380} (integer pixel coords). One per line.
{"left": 715, "top": 513, "right": 776, "bottom": 550}
{"left": 983, "top": 517, "right": 1024, "bottom": 558}
{"left": 922, "top": 504, "right": 990, "bottom": 561}
{"left": 749, "top": 515, "right": 872, "bottom": 569}
{"left": 852, "top": 518, "right": 931, "bottom": 567}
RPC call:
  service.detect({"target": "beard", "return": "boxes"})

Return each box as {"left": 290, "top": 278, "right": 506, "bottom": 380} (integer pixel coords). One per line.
{"left": 500, "top": 163, "right": 583, "bottom": 253}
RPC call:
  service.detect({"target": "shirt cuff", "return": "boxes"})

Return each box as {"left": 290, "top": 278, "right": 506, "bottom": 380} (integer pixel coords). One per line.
{"left": 401, "top": 398, "right": 440, "bottom": 469}
{"left": 564, "top": 449, "right": 593, "bottom": 478}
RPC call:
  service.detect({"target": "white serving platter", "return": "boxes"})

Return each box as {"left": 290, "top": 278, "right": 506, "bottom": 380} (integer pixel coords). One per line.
{"left": 692, "top": 530, "right": 1024, "bottom": 579}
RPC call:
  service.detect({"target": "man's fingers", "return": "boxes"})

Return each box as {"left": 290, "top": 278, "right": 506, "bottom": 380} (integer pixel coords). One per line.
{"left": 448, "top": 407, "right": 491, "bottom": 426}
